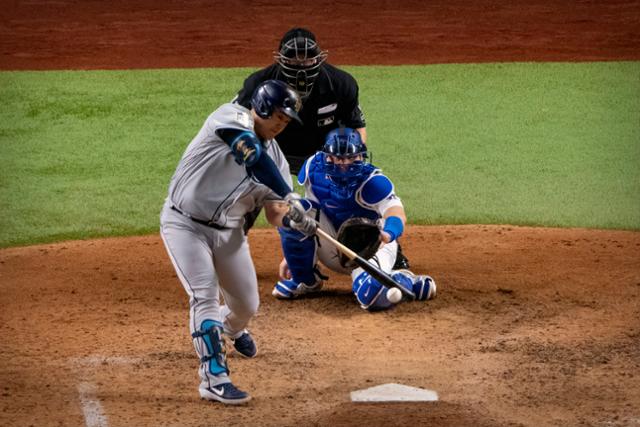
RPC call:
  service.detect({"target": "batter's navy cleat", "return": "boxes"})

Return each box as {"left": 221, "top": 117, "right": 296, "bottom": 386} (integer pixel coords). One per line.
{"left": 272, "top": 278, "right": 323, "bottom": 299}
{"left": 199, "top": 382, "right": 251, "bottom": 405}
{"left": 232, "top": 330, "right": 257, "bottom": 358}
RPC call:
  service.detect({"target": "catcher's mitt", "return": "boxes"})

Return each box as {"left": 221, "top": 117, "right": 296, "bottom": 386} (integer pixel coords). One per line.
{"left": 336, "top": 217, "right": 381, "bottom": 268}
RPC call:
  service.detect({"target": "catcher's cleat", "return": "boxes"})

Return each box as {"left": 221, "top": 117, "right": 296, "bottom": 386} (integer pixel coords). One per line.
{"left": 392, "top": 243, "right": 411, "bottom": 270}
{"left": 232, "top": 330, "right": 257, "bottom": 358}
{"left": 391, "top": 270, "right": 437, "bottom": 301}
{"left": 272, "top": 278, "right": 323, "bottom": 299}
{"left": 199, "top": 382, "right": 251, "bottom": 405}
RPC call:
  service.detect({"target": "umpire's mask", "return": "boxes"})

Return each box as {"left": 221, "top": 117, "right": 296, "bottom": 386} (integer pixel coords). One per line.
{"left": 274, "top": 28, "right": 328, "bottom": 98}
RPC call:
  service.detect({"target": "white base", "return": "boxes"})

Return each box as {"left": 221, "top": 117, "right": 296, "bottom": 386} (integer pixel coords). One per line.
{"left": 350, "top": 383, "right": 438, "bottom": 402}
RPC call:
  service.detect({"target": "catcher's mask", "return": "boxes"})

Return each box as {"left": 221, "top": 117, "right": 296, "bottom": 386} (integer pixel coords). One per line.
{"left": 274, "top": 28, "right": 328, "bottom": 98}
{"left": 322, "top": 127, "right": 369, "bottom": 196}
{"left": 251, "top": 79, "right": 303, "bottom": 125}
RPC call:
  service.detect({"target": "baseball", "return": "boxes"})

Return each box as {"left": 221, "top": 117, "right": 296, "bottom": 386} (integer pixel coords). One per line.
{"left": 387, "top": 287, "right": 402, "bottom": 304}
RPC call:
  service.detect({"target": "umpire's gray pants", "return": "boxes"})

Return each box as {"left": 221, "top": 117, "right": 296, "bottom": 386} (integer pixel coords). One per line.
{"left": 160, "top": 204, "right": 259, "bottom": 341}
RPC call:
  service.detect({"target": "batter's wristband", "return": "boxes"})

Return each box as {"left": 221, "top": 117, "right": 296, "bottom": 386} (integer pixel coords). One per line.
{"left": 282, "top": 215, "right": 292, "bottom": 229}
{"left": 383, "top": 216, "right": 404, "bottom": 242}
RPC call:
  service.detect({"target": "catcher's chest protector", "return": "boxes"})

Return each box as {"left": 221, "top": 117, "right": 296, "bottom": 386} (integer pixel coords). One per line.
{"left": 307, "top": 161, "right": 378, "bottom": 229}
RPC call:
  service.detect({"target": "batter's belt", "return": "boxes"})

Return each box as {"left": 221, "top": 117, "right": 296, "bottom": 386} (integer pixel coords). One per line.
{"left": 170, "top": 205, "right": 228, "bottom": 230}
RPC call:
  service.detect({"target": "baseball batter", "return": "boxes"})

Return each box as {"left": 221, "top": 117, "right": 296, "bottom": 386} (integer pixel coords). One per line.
{"left": 274, "top": 127, "right": 437, "bottom": 310}
{"left": 160, "top": 80, "right": 316, "bottom": 404}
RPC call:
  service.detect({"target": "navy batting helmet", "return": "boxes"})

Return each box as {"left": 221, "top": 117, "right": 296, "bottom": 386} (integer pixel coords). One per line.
{"left": 274, "top": 28, "right": 328, "bottom": 98}
{"left": 322, "top": 127, "right": 369, "bottom": 181}
{"left": 251, "top": 79, "right": 303, "bottom": 124}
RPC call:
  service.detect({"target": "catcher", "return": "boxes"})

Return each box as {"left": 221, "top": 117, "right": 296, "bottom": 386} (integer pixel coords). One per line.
{"left": 273, "top": 127, "right": 437, "bottom": 311}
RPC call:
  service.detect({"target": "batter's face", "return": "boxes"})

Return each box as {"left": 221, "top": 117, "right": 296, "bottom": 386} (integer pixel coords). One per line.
{"left": 253, "top": 110, "right": 292, "bottom": 140}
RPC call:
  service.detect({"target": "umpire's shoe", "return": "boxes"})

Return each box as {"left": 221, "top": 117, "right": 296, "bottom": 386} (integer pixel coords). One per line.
{"left": 393, "top": 243, "right": 411, "bottom": 270}
{"left": 232, "top": 330, "right": 257, "bottom": 358}
{"left": 199, "top": 382, "right": 251, "bottom": 405}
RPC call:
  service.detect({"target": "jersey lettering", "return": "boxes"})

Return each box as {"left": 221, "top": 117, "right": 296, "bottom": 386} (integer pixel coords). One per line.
{"left": 318, "top": 103, "right": 337, "bottom": 114}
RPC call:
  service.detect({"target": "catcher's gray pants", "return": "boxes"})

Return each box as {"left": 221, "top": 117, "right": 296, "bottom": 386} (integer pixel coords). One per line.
{"left": 160, "top": 204, "right": 259, "bottom": 384}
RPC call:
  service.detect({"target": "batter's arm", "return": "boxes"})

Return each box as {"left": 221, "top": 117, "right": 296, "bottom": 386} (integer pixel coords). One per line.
{"left": 263, "top": 201, "right": 289, "bottom": 227}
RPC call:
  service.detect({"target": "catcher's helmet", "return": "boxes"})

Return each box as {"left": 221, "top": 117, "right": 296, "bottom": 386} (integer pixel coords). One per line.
{"left": 274, "top": 28, "right": 328, "bottom": 98}
{"left": 322, "top": 127, "right": 369, "bottom": 182}
{"left": 251, "top": 79, "right": 303, "bottom": 124}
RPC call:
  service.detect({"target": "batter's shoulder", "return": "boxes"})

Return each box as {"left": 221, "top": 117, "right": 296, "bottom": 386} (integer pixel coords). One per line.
{"left": 209, "top": 103, "right": 254, "bottom": 133}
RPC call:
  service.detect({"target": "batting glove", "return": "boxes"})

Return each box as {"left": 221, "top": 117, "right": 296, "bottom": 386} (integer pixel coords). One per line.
{"left": 289, "top": 216, "right": 317, "bottom": 237}
{"left": 284, "top": 192, "right": 305, "bottom": 223}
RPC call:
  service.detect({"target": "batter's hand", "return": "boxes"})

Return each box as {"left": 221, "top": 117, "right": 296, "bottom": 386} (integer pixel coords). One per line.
{"left": 284, "top": 192, "right": 305, "bottom": 223}
{"left": 289, "top": 215, "right": 317, "bottom": 236}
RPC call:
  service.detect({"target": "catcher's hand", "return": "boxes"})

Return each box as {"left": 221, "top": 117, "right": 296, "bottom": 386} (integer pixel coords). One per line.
{"left": 337, "top": 217, "right": 382, "bottom": 268}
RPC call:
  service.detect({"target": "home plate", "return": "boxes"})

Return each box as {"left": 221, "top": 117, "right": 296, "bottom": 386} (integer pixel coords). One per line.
{"left": 350, "top": 383, "right": 438, "bottom": 402}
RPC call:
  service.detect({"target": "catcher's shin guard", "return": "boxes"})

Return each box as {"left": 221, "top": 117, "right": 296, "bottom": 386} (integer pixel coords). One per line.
{"left": 352, "top": 272, "right": 395, "bottom": 311}
{"left": 278, "top": 226, "right": 318, "bottom": 285}
{"left": 192, "top": 320, "right": 229, "bottom": 380}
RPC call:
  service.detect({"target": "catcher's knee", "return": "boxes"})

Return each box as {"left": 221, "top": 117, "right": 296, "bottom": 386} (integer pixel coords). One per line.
{"left": 352, "top": 272, "right": 394, "bottom": 311}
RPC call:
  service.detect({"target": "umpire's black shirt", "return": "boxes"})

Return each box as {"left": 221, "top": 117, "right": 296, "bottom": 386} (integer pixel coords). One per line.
{"left": 234, "top": 63, "right": 366, "bottom": 174}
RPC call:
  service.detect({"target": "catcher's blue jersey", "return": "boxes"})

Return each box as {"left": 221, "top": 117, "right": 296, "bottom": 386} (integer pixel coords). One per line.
{"left": 298, "top": 153, "right": 399, "bottom": 230}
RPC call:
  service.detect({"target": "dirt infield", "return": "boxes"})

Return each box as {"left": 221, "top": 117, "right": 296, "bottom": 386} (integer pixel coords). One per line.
{"left": 1, "top": 1, "right": 640, "bottom": 426}
{"left": 2, "top": 0, "right": 640, "bottom": 70}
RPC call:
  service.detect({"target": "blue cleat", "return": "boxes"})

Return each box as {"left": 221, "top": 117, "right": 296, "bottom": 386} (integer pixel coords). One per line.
{"left": 391, "top": 270, "right": 437, "bottom": 301}
{"left": 199, "top": 382, "right": 251, "bottom": 405}
{"left": 232, "top": 330, "right": 257, "bottom": 358}
{"left": 272, "top": 278, "right": 323, "bottom": 299}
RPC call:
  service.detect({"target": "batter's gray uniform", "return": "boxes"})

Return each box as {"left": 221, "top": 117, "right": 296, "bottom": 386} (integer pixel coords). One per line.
{"left": 160, "top": 103, "right": 291, "bottom": 388}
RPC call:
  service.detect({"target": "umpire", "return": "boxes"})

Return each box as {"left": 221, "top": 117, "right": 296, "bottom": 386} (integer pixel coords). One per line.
{"left": 234, "top": 27, "right": 366, "bottom": 175}
{"left": 234, "top": 27, "right": 409, "bottom": 270}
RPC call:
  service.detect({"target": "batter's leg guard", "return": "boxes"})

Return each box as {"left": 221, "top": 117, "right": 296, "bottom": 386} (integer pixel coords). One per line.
{"left": 352, "top": 271, "right": 395, "bottom": 311}
{"left": 392, "top": 270, "right": 437, "bottom": 301}
{"left": 192, "top": 320, "right": 229, "bottom": 379}
{"left": 193, "top": 320, "right": 251, "bottom": 404}
{"left": 274, "top": 227, "right": 323, "bottom": 299}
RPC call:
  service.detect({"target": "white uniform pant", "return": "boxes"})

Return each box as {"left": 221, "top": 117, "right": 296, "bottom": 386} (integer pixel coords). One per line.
{"left": 160, "top": 204, "right": 259, "bottom": 341}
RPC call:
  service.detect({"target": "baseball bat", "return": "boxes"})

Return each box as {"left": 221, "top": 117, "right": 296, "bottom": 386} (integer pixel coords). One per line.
{"left": 314, "top": 227, "right": 413, "bottom": 298}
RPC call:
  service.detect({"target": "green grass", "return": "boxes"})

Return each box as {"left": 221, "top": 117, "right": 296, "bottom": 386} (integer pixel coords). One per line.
{"left": 358, "top": 62, "right": 640, "bottom": 229}
{"left": 0, "top": 62, "right": 638, "bottom": 247}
